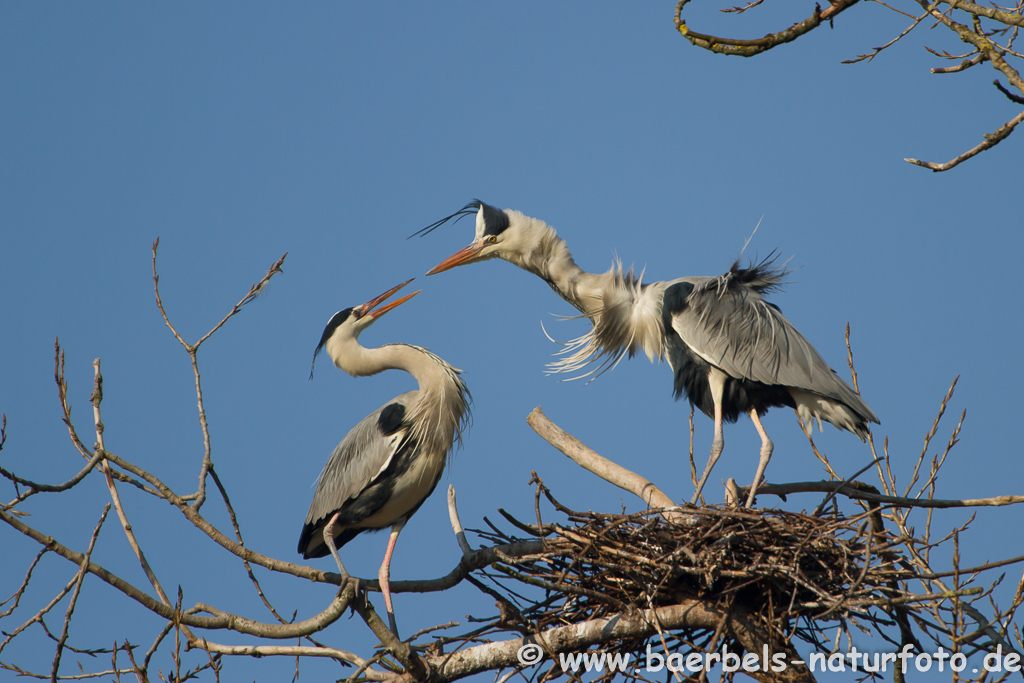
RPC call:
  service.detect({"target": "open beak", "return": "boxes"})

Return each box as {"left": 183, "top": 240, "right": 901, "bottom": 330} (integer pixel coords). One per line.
{"left": 425, "top": 239, "right": 486, "bottom": 276}
{"left": 356, "top": 279, "right": 422, "bottom": 319}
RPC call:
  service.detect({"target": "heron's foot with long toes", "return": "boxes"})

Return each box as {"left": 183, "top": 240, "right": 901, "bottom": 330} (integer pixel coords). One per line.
{"left": 690, "top": 433, "right": 725, "bottom": 505}
{"left": 744, "top": 409, "right": 773, "bottom": 508}
{"left": 336, "top": 575, "right": 361, "bottom": 597}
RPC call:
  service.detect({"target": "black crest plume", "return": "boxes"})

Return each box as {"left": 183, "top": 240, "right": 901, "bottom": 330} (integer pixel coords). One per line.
{"left": 409, "top": 199, "right": 489, "bottom": 238}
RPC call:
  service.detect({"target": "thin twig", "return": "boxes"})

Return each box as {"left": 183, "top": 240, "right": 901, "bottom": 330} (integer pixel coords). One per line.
{"left": 90, "top": 360, "right": 179, "bottom": 625}
{"left": 151, "top": 239, "right": 287, "bottom": 511}
{"left": 208, "top": 464, "right": 290, "bottom": 625}
{"left": 0, "top": 549, "right": 49, "bottom": 620}
{"left": 51, "top": 505, "right": 110, "bottom": 682}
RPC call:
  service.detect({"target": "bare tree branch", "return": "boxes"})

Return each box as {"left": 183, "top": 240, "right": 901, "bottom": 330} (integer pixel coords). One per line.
{"left": 151, "top": 239, "right": 287, "bottom": 511}
{"left": 673, "top": 0, "right": 1024, "bottom": 169}
{"left": 0, "top": 504, "right": 355, "bottom": 637}
{"left": 526, "top": 407, "right": 681, "bottom": 517}
{"left": 673, "top": 0, "right": 861, "bottom": 57}
{"left": 0, "top": 549, "right": 48, "bottom": 620}
{"left": 90, "top": 359, "right": 179, "bottom": 626}
{"left": 51, "top": 505, "right": 110, "bottom": 681}
{"left": 422, "top": 600, "right": 813, "bottom": 683}
{"left": 752, "top": 479, "right": 1024, "bottom": 508}
{"left": 906, "top": 107, "right": 1024, "bottom": 170}
{"left": 1, "top": 450, "right": 105, "bottom": 509}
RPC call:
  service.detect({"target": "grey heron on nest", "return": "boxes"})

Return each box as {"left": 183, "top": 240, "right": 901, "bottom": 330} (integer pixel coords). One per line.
{"left": 299, "top": 279, "right": 471, "bottom": 635}
{"left": 415, "top": 201, "right": 876, "bottom": 507}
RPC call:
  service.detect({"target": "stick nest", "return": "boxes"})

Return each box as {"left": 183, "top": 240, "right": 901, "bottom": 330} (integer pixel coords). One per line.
{"left": 470, "top": 496, "right": 915, "bottom": 656}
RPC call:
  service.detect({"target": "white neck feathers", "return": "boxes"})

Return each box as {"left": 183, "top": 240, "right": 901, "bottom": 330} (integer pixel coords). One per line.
{"left": 328, "top": 337, "right": 470, "bottom": 455}
{"left": 503, "top": 216, "right": 668, "bottom": 378}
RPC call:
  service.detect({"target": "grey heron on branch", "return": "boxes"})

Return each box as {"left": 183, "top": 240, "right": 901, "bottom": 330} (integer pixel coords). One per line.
{"left": 298, "top": 279, "right": 471, "bottom": 635}
{"left": 415, "top": 201, "right": 877, "bottom": 508}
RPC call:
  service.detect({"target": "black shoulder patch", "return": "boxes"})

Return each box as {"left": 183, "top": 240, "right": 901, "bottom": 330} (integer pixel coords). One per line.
{"left": 661, "top": 281, "right": 694, "bottom": 333}
{"left": 377, "top": 402, "right": 407, "bottom": 436}
{"left": 479, "top": 201, "right": 510, "bottom": 237}
{"left": 309, "top": 308, "right": 355, "bottom": 379}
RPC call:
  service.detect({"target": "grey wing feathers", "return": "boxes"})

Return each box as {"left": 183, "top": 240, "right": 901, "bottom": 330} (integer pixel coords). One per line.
{"left": 672, "top": 284, "right": 878, "bottom": 424}
{"left": 303, "top": 392, "right": 415, "bottom": 529}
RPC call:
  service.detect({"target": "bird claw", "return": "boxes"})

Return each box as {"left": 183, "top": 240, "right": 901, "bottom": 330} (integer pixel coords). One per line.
{"left": 335, "top": 574, "right": 361, "bottom": 598}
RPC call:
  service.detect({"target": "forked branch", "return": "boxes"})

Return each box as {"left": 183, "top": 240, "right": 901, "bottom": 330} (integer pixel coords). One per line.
{"left": 526, "top": 406, "right": 681, "bottom": 517}
{"left": 673, "top": 0, "right": 1024, "bottom": 170}
{"left": 151, "top": 239, "right": 287, "bottom": 510}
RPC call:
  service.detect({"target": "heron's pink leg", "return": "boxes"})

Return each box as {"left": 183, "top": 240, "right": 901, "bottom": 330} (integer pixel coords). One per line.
{"left": 745, "top": 408, "right": 774, "bottom": 508}
{"left": 691, "top": 370, "right": 726, "bottom": 505}
{"left": 323, "top": 512, "right": 351, "bottom": 585}
{"left": 379, "top": 520, "right": 406, "bottom": 636}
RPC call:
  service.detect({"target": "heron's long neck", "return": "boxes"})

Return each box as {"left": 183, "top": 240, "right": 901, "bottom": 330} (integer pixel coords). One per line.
{"left": 330, "top": 339, "right": 469, "bottom": 452}
{"left": 509, "top": 219, "right": 611, "bottom": 319}
{"left": 334, "top": 341, "right": 438, "bottom": 386}
{"left": 511, "top": 219, "right": 668, "bottom": 374}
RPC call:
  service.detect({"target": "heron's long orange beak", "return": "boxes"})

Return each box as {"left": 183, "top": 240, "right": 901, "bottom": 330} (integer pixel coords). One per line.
{"left": 368, "top": 290, "right": 420, "bottom": 318}
{"left": 357, "top": 279, "right": 422, "bottom": 318}
{"left": 425, "top": 240, "right": 486, "bottom": 276}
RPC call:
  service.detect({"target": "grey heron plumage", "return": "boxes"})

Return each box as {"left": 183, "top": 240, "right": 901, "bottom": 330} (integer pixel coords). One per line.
{"left": 299, "top": 279, "right": 471, "bottom": 635}
{"left": 416, "top": 201, "right": 877, "bottom": 507}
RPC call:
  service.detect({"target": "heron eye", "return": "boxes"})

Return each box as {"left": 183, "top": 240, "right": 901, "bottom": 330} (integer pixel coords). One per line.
{"left": 487, "top": 235, "right": 498, "bottom": 244}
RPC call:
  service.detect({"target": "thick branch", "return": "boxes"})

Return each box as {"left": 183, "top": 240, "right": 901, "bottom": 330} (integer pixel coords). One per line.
{"left": 447, "top": 485, "right": 472, "bottom": 557}
{"left": 350, "top": 591, "right": 428, "bottom": 680}
{"left": 191, "top": 587, "right": 354, "bottom": 638}
{"left": 753, "top": 479, "right": 1024, "bottom": 508}
{"left": 188, "top": 640, "right": 388, "bottom": 679}
{"left": 674, "top": 0, "right": 860, "bottom": 57}
{"left": 526, "top": 407, "right": 681, "bottom": 518}
{"left": 420, "top": 601, "right": 813, "bottom": 683}
{"left": 373, "top": 539, "right": 547, "bottom": 595}
{"left": 1, "top": 450, "right": 105, "bottom": 507}
{"left": 937, "top": 0, "right": 1024, "bottom": 28}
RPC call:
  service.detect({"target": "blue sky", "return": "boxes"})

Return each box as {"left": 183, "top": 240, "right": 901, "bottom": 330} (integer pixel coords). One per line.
{"left": 2, "top": 4, "right": 1022, "bottom": 680}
